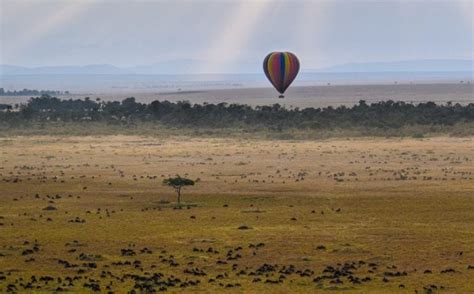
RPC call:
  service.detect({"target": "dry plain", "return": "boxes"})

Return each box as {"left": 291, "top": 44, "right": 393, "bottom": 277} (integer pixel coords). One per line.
{"left": 0, "top": 136, "right": 473, "bottom": 293}
{"left": 1, "top": 83, "right": 473, "bottom": 109}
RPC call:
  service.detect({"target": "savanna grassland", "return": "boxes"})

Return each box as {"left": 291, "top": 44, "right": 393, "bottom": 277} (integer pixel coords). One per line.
{"left": 0, "top": 136, "right": 473, "bottom": 293}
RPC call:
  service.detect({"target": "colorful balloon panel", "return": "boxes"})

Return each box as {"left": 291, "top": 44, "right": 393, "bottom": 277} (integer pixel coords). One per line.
{"left": 263, "top": 52, "right": 300, "bottom": 94}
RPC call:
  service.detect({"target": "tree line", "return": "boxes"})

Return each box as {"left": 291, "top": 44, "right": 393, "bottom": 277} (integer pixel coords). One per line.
{"left": 0, "top": 88, "right": 69, "bottom": 96}
{"left": 0, "top": 95, "right": 473, "bottom": 130}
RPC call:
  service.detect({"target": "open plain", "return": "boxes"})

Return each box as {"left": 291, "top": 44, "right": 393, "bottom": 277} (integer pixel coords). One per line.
{"left": 0, "top": 136, "right": 473, "bottom": 293}
{"left": 1, "top": 83, "right": 473, "bottom": 109}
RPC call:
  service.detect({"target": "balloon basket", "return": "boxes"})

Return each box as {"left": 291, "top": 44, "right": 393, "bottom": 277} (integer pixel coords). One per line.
{"left": 278, "top": 95, "right": 285, "bottom": 99}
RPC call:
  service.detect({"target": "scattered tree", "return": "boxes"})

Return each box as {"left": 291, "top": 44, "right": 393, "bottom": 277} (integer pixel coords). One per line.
{"left": 163, "top": 175, "right": 195, "bottom": 208}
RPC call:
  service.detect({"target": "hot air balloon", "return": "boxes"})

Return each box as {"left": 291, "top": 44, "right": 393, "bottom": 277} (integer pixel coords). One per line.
{"left": 263, "top": 52, "right": 300, "bottom": 98}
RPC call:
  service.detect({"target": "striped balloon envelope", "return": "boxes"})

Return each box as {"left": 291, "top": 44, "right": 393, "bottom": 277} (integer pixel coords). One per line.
{"left": 263, "top": 52, "right": 300, "bottom": 98}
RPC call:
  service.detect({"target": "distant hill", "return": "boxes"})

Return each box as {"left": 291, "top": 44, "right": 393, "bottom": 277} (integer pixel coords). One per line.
{"left": 0, "top": 60, "right": 259, "bottom": 75}
{"left": 128, "top": 59, "right": 208, "bottom": 75}
{"left": 319, "top": 59, "right": 473, "bottom": 73}
{"left": 0, "top": 61, "right": 220, "bottom": 75}
{"left": 1, "top": 59, "right": 472, "bottom": 75}
{"left": 0, "top": 64, "right": 126, "bottom": 75}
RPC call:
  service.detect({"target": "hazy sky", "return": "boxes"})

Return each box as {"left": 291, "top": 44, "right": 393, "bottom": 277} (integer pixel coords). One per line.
{"left": 1, "top": 0, "right": 472, "bottom": 72}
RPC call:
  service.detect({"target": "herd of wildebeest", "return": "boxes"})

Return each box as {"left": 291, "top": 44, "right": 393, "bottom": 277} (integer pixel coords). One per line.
{"left": 0, "top": 136, "right": 473, "bottom": 293}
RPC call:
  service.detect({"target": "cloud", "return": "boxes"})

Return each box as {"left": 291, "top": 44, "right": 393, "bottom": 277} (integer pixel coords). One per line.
{"left": 197, "top": 1, "right": 270, "bottom": 74}
{"left": 1, "top": 0, "right": 472, "bottom": 70}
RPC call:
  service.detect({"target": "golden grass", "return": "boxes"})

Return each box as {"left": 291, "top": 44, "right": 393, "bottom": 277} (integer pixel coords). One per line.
{"left": 0, "top": 136, "right": 473, "bottom": 293}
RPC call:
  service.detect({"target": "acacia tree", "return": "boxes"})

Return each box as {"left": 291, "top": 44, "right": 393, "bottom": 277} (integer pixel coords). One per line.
{"left": 163, "top": 175, "right": 195, "bottom": 208}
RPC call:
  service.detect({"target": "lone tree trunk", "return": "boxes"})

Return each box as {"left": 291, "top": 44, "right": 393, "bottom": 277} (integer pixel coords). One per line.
{"left": 176, "top": 187, "right": 182, "bottom": 207}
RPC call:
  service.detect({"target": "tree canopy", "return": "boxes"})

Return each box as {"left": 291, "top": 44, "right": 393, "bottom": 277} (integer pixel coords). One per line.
{"left": 163, "top": 176, "right": 195, "bottom": 188}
